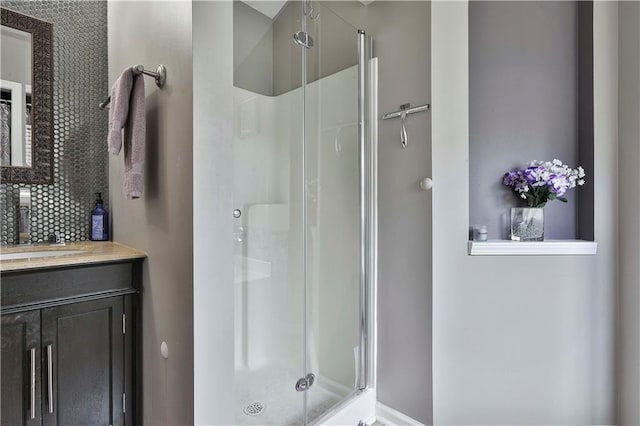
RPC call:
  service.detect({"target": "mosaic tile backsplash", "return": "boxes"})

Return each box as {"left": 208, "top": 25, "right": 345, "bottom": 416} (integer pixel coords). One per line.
{"left": 0, "top": 1, "right": 109, "bottom": 244}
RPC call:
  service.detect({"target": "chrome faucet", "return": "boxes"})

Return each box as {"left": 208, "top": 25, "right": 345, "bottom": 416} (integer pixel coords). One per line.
{"left": 49, "top": 231, "right": 65, "bottom": 245}
{"left": 18, "top": 188, "right": 31, "bottom": 244}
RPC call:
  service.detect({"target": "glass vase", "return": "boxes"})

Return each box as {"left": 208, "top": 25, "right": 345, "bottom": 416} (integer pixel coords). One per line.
{"left": 510, "top": 207, "right": 544, "bottom": 241}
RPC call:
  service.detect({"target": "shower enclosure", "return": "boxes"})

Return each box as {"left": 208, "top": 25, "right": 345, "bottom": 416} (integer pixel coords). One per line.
{"left": 232, "top": 1, "right": 375, "bottom": 424}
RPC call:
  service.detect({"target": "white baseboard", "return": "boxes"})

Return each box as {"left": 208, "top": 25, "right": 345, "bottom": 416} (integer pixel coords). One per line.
{"left": 375, "top": 401, "right": 425, "bottom": 426}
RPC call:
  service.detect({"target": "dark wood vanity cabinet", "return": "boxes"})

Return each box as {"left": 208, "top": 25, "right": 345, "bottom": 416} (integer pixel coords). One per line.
{"left": 1, "top": 261, "right": 142, "bottom": 426}
{"left": 41, "top": 296, "right": 129, "bottom": 426}
{"left": 1, "top": 311, "right": 41, "bottom": 426}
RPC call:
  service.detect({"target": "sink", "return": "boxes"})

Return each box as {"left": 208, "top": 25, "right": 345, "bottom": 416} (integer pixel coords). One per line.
{"left": 0, "top": 250, "right": 84, "bottom": 261}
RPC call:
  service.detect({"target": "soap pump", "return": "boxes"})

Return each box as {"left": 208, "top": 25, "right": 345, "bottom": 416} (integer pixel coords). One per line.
{"left": 90, "top": 192, "right": 109, "bottom": 241}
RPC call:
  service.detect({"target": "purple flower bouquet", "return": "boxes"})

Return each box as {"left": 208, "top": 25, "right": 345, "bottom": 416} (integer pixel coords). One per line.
{"left": 503, "top": 160, "right": 585, "bottom": 241}
{"left": 503, "top": 159, "right": 585, "bottom": 208}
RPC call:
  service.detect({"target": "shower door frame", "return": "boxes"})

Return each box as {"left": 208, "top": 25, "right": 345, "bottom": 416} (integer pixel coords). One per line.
{"left": 356, "top": 29, "right": 376, "bottom": 394}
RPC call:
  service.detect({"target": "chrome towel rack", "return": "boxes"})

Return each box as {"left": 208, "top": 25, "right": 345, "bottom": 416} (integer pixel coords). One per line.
{"left": 381, "top": 103, "right": 430, "bottom": 148}
{"left": 99, "top": 64, "right": 167, "bottom": 110}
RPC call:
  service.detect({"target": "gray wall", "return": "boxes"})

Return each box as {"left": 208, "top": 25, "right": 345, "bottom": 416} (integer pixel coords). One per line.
{"left": 233, "top": 1, "right": 273, "bottom": 96}
{"left": 618, "top": 1, "right": 640, "bottom": 424}
{"left": 234, "top": 0, "right": 359, "bottom": 97}
{"left": 469, "top": 1, "right": 588, "bottom": 240}
{"left": 272, "top": 1, "right": 357, "bottom": 96}
{"left": 0, "top": 0, "right": 108, "bottom": 244}
{"left": 107, "top": 1, "right": 193, "bottom": 424}
{"left": 433, "top": 2, "right": 618, "bottom": 424}
{"left": 322, "top": 2, "right": 432, "bottom": 423}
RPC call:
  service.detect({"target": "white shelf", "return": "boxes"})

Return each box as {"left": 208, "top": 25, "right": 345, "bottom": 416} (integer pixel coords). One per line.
{"left": 468, "top": 240, "right": 598, "bottom": 256}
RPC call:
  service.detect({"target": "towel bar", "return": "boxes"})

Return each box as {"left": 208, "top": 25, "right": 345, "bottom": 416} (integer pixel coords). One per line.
{"left": 99, "top": 64, "right": 166, "bottom": 110}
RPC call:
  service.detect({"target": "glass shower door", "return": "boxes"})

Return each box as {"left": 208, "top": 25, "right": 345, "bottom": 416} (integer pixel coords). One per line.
{"left": 300, "top": 3, "right": 370, "bottom": 424}
{"left": 232, "top": 1, "right": 305, "bottom": 423}
{"left": 232, "top": 1, "right": 370, "bottom": 424}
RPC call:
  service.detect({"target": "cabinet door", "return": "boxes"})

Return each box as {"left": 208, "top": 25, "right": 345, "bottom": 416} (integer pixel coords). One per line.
{"left": 1, "top": 311, "right": 41, "bottom": 425}
{"left": 41, "top": 297, "right": 124, "bottom": 426}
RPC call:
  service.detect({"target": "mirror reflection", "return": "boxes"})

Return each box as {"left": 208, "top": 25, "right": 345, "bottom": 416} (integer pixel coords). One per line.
{"left": 1, "top": 25, "right": 32, "bottom": 168}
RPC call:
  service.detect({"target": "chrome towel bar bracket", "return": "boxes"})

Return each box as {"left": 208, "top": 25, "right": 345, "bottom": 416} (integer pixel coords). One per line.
{"left": 99, "top": 64, "right": 167, "bottom": 110}
{"left": 381, "top": 103, "right": 430, "bottom": 148}
{"left": 134, "top": 64, "right": 167, "bottom": 87}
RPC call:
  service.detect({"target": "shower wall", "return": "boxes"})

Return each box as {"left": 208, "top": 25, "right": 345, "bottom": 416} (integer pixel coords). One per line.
{"left": 233, "top": 88, "right": 291, "bottom": 371}
{"left": 233, "top": 64, "right": 360, "bottom": 391}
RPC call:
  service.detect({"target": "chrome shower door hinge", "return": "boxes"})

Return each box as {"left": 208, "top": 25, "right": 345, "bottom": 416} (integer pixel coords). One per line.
{"left": 293, "top": 31, "right": 314, "bottom": 48}
{"left": 295, "top": 373, "right": 315, "bottom": 392}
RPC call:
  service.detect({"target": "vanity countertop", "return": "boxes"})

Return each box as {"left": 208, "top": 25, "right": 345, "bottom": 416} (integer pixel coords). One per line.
{"left": 0, "top": 241, "right": 146, "bottom": 272}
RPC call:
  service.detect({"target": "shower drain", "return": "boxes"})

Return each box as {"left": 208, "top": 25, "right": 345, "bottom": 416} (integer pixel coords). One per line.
{"left": 243, "top": 401, "right": 265, "bottom": 416}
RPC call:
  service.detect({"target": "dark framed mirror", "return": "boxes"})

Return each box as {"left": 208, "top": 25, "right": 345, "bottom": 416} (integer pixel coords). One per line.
{"left": 1, "top": 8, "right": 53, "bottom": 184}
